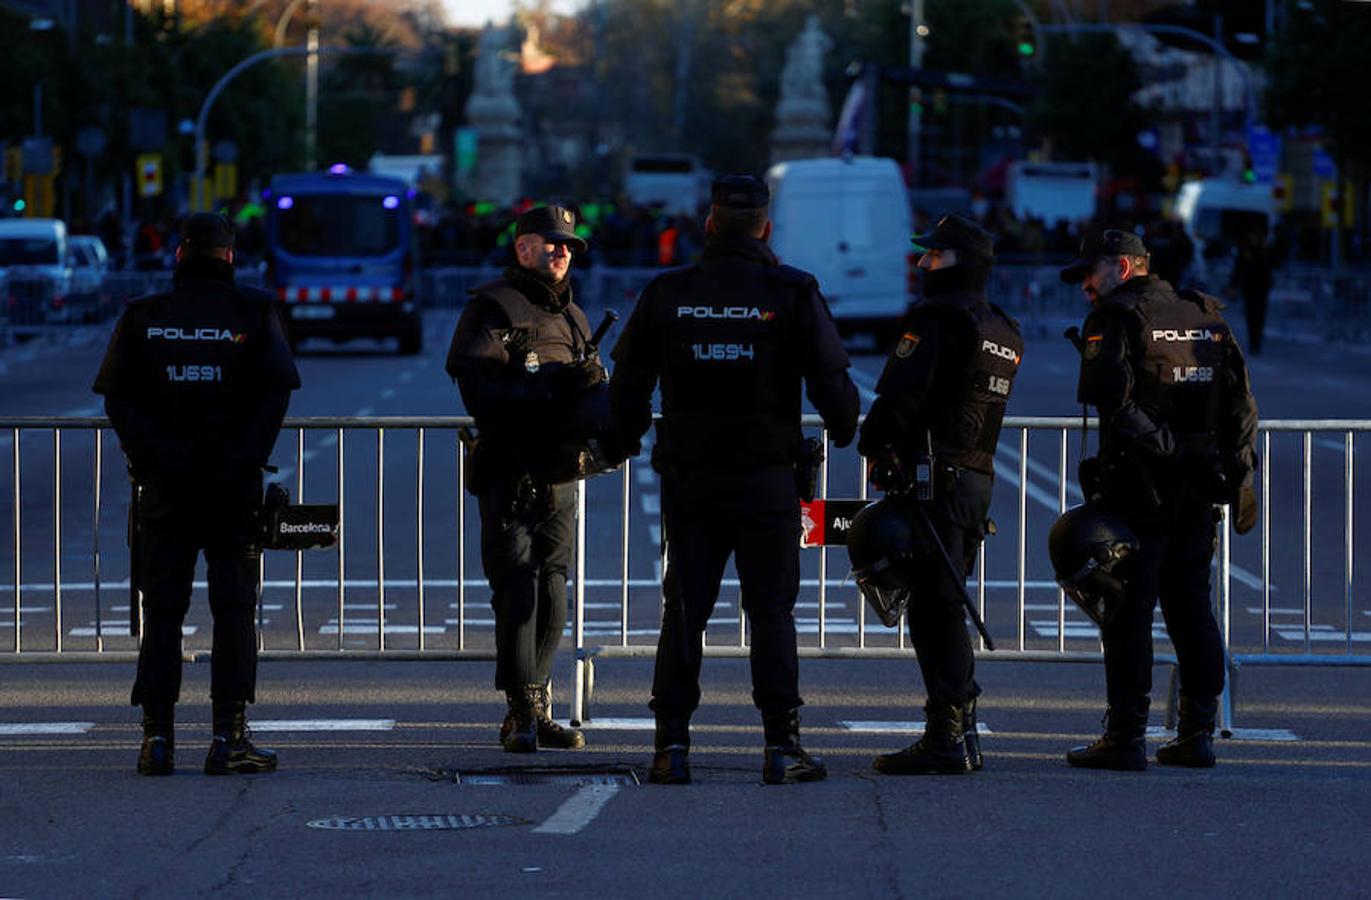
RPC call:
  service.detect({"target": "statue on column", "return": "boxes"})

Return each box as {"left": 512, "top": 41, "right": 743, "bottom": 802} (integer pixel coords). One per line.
{"left": 462, "top": 24, "right": 523, "bottom": 206}
{"left": 771, "top": 16, "right": 834, "bottom": 163}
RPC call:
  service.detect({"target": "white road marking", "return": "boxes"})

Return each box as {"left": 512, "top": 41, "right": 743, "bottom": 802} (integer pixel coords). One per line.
{"left": 398, "top": 371, "right": 414, "bottom": 383}
{"left": 635, "top": 468, "right": 656, "bottom": 485}
{"left": 61, "top": 405, "right": 101, "bottom": 417}
{"left": 381, "top": 388, "right": 396, "bottom": 400}
{"left": 355, "top": 406, "right": 374, "bottom": 417}
{"left": 318, "top": 623, "right": 447, "bottom": 635}
{"left": 839, "top": 720, "right": 992, "bottom": 735}
{"left": 251, "top": 719, "right": 395, "bottom": 732}
{"left": 640, "top": 493, "right": 660, "bottom": 515}
{"left": 1274, "top": 628, "right": 1371, "bottom": 642}
{"left": 531, "top": 784, "right": 620, "bottom": 835}
{"left": 68, "top": 625, "right": 196, "bottom": 637}
{"left": 576, "top": 717, "right": 655, "bottom": 730}
{"left": 1146, "top": 725, "right": 1299, "bottom": 742}
{"left": 0, "top": 722, "right": 95, "bottom": 735}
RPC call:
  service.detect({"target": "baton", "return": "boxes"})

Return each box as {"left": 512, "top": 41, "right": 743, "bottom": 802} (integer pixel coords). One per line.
{"left": 588, "top": 309, "right": 620, "bottom": 352}
{"left": 128, "top": 481, "right": 142, "bottom": 637}
{"left": 1063, "top": 325, "right": 1084, "bottom": 355}
{"left": 912, "top": 503, "right": 995, "bottom": 651}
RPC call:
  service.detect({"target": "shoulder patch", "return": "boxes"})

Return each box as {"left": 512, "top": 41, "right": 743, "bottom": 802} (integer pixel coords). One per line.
{"left": 1083, "top": 333, "right": 1103, "bottom": 359}
{"left": 894, "top": 332, "right": 921, "bottom": 358}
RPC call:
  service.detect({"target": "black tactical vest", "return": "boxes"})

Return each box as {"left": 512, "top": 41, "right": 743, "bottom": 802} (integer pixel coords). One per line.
{"left": 647, "top": 263, "right": 811, "bottom": 468}
{"left": 469, "top": 279, "right": 592, "bottom": 369}
{"left": 912, "top": 296, "right": 1023, "bottom": 474}
{"left": 1101, "top": 281, "right": 1230, "bottom": 456}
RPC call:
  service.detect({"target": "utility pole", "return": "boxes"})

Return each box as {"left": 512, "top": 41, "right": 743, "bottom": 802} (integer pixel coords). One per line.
{"left": 908, "top": 0, "right": 926, "bottom": 184}
{"left": 305, "top": 0, "right": 320, "bottom": 171}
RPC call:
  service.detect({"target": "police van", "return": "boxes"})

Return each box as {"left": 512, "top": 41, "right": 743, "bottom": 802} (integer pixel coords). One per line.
{"left": 765, "top": 156, "right": 914, "bottom": 342}
{"left": 264, "top": 167, "right": 422, "bottom": 354}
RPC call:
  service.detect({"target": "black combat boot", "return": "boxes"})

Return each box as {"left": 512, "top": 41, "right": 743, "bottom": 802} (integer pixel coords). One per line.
{"left": 204, "top": 701, "right": 278, "bottom": 775}
{"left": 137, "top": 705, "right": 175, "bottom": 776}
{"left": 1156, "top": 696, "right": 1217, "bottom": 768}
{"left": 500, "top": 685, "right": 538, "bottom": 753}
{"left": 963, "top": 698, "right": 983, "bottom": 772}
{"left": 873, "top": 701, "right": 972, "bottom": 775}
{"left": 1066, "top": 706, "right": 1147, "bottom": 771}
{"left": 648, "top": 714, "right": 691, "bottom": 785}
{"left": 761, "top": 709, "right": 827, "bottom": 785}
{"left": 532, "top": 684, "right": 585, "bottom": 750}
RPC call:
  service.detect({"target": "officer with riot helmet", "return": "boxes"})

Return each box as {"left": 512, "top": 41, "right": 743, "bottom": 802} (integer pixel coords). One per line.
{"left": 446, "top": 204, "right": 610, "bottom": 753}
{"left": 92, "top": 212, "right": 300, "bottom": 776}
{"left": 610, "top": 174, "right": 859, "bottom": 786}
{"left": 853, "top": 213, "right": 1022, "bottom": 775}
{"left": 1058, "top": 227, "right": 1259, "bottom": 770}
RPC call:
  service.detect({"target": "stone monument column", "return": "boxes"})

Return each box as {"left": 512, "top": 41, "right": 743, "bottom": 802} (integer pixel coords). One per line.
{"left": 462, "top": 25, "right": 523, "bottom": 206}
{"left": 770, "top": 16, "right": 834, "bottom": 164}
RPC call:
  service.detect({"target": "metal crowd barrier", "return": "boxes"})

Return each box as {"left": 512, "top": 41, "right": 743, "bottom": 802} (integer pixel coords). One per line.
{"left": 1, "top": 416, "right": 1367, "bottom": 735}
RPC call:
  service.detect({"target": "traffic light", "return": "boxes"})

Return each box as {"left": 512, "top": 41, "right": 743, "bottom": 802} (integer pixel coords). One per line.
{"left": 1015, "top": 17, "right": 1037, "bottom": 58}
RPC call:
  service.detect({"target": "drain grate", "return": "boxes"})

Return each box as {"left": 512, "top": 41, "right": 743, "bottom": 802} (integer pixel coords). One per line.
{"left": 307, "top": 814, "right": 528, "bottom": 831}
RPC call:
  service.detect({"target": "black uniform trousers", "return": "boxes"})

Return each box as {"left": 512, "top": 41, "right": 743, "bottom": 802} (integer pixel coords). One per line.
{"left": 131, "top": 480, "right": 261, "bottom": 709}
{"left": 478, "top": 478, "right": 576, "bottom": 691}
{"left": 651, "top": 466, "right": 802, "bottom": 719}
{"left": 1101, "top": 487, "right": 1225, "bottom": 721}
{"left": 905, "top": 468, "right": 993, "bottom": 707}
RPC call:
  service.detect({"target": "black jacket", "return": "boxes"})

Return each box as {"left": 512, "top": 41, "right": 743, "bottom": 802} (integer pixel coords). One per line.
{"left": 92, "top": 257, "right": 300, "bottom": 491}
{"left": 1077, "top": 274, "right": 1259, "bottom": 485}
{"left": 859, "top": 290, "right": 1023, "bottom": 475}
{"left": 609, "top": 236, "right": 858, "bottom": 470}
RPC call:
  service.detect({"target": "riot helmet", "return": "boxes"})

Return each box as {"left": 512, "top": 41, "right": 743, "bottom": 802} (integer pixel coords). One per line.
{"left": 847, "top": 496, "right": 927, "bottom": 627}
{"left": 1047, "top": 503, "right": 1140, "bottom": 628}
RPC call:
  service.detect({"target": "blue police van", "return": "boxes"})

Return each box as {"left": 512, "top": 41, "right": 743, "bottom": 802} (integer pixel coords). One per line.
{"left": 264, "top": 167, "right": 423, "bottom": 354}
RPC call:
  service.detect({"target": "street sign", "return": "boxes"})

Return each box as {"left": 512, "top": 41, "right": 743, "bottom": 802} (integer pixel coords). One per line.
{"left": 136, "top": 153, "right": 163, "bottom": 198}
{"left": 22, "top": 137, "right": 54, "bottom": 176}
{"left": 213, "top": 163, "right": 238, "bottom": 203}
{"left": 1312, "top": 148, "right": 1336, "bottom": 180}
{"left": 129, "top": 108, "right": 167, "bottom": 152}
{"left": 75, "top": 127, "right": 107, "bottom": 159}
{"left": 212, "top": 140, "right": 238, "bottom": 163}
{"left": 1245, "top": 125, "right": 1280, "bottom": 185}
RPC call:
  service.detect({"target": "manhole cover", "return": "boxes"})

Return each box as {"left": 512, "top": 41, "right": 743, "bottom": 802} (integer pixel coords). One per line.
{"left": 306, "top": 814, "right": 528, "bottom": 831}
{"left": 433, "top": 766, "right": 640, "bottom": 786}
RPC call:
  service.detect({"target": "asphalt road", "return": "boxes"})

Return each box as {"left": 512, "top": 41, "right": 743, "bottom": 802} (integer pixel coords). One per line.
{"left": 2, "top": 294, "right": 1371, "bottom": 897}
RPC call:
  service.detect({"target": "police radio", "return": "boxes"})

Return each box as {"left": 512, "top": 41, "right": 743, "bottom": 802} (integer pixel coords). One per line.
{"left": 914, "top": 432, "right": 935, "bottom": 502}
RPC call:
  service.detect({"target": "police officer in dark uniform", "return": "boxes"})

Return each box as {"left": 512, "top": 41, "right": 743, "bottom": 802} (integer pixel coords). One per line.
{"left": 609, "top": 175, "right": 859, "bottom": 785}
{"left": 856, "top": 213, "right": 1023, "bottom": 775}
{"left": 445, "top": 205, "right": 602, "bottom": 753}
{"left": 1060, "top": 227, "right": 1258, "bottom": 770}
{"left": 92, "top": 212, "right": 300, "bottom": 776}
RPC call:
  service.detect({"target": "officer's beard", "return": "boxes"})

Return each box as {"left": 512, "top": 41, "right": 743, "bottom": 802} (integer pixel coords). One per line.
{"left": 921, "top": 256, "right": 991, "bottom": 298}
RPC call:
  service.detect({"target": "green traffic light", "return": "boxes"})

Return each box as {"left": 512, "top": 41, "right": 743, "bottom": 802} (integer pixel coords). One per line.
{"left": 12, "top": 199, "right": 25, "bottom": 212}
{"left": 1018, "top": 41, "right": 1036, "bottom": 57}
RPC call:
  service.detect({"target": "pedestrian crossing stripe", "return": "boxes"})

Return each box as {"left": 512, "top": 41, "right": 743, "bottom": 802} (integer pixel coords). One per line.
{"left": 838, "top": 721, "right": 992, "bottom": 735}
{"left": 251, "top": 719, "right": 395, "bottom": 732}
{"left": 0, "top": 722, "right": 95, "bottom": 735}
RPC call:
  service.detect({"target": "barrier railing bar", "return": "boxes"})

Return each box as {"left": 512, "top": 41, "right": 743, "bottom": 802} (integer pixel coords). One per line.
{"left": 93, "top": 429, "right": 103, "bottom": 652}
{"left": 417, "top": 427, "right": 426, "bottom": 652}
{"left": 336, "top": 427, "right": 345, "bottom": 652}
{"left": 572, "top": 478, "right": 587, "bottom": 723}
{"left": 1346, "top": 431, "right": 1355, "bottom": 656}
{"left": 1303, "top": 431, "right": 1312, "bottom": 654}
{"left": 818, "top": 427, "right": 830, "bottom": 651}
{"left": 1057, "top": 428, "right": 1068, "bottom": 653}
{"left": 456, "top": 434, "right": 465, "bottom": 651}
{"left": 1262, "top": 431, "right": 1271, "bottom": 654}
{"left": 376, "top": 427, "right": 386, "bottom": 651}
{"left": 53, "top": 428, "right": 61, "bottom": 652}
{"left": 857, "top": 450, "right": 868, "bottom": 649}
{"left": 1017, "top": 428, "right": 1028, "bottom": 652}
{"left": 295, "top": 428, "right": 305, "bottom": 652}
{"left": 620, "top": 460, "right": 630, "bottom": 648}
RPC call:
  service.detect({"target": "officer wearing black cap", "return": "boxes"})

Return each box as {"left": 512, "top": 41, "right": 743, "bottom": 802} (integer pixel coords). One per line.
{"left": 1061, "top": 226, "right": 1258, "bottom": 770}
{"left": 445, "top": 204, "right": 598, "bottom": 753}
{"left": 857, "top": 212, "right": 1022, "bottom": 775}
{"left": 92, "top": 212, "right": 300, "bottom": 776}
{"left": 610, "top": 174, "right": 859, "bottom": 786}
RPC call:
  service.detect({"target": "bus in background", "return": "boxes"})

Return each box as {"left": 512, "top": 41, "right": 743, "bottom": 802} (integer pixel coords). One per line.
{"left": 264, "top": 167, "right": 423, "bottom": 355}
{"left": 624, "top": 154, "right": 710, "bottom": 215}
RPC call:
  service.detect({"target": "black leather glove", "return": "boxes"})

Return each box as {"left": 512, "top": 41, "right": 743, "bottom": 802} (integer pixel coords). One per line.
{"left": 1232, "top": 475, "right": 1258, "bottom": 535}
{"left": 558, "top": 355, "right": 607, "bottom": 395}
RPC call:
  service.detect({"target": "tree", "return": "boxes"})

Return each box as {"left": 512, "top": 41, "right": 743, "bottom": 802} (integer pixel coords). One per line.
{"left": 1030, "top": 31, "right": 1161, "bottom": 187}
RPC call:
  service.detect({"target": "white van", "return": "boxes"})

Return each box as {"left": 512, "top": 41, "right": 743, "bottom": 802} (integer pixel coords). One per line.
{"left": 1174, "top": 178, "right": 1276, "bottom": 276}
{"left": 765, "top": 156, "right": 913, "bottom": 337}
{"left": 625, "top": 155, "right": 709, "bottom": 215}
{"left": 1004, "top": 160, "right": 1099, "bottom": 226}
{"left": 0, "top": 218, "right": 73, "bottom": 325}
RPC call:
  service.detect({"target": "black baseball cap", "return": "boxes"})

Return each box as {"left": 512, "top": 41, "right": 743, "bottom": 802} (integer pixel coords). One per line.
{"left": 515, "top": 205, "right": 587, "bottom": 253}
{"left": 1060, "top": 228, "right": 1150, "bottom": 284}
{"left": 711, "top": 174, "right": 770, "bottom": 210}
{"left": 179, "top": 212, "right": 235, "bottom": 251}
{"left": 911, "top": 213, "right": 995, "bottom": 261}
